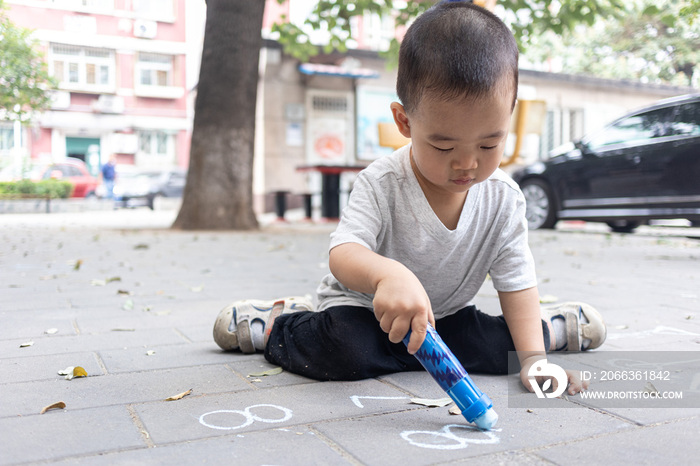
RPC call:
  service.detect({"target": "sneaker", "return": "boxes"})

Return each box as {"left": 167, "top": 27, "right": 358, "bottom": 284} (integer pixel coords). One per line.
{"left": 213, "top": 296, "right": 313, "bottom": 353}
{"left": 541, "top": 302, "right": 606, "bottom": 351}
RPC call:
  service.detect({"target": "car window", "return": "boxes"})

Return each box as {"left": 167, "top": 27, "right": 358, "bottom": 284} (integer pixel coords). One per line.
{"left": 669, "top": 102, "right": 700, "bottom": 137}
{"left": 67, "top": 165, "right": 82, "bottom": 177}
{"left": 588, "top": 106, "right": 675, "bottom": 150}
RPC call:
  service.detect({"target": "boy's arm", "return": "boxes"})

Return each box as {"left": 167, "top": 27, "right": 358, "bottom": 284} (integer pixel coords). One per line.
{"left": 499, "top": 287, "right": 586, "bottom": 395}
{"left": 329, "top": 242, "right": 435, "bottom": 354}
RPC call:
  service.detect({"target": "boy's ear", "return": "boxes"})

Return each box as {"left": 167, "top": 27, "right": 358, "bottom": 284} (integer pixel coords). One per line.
{"left": 390, "top": 102, "right": 412, "bottom": 138}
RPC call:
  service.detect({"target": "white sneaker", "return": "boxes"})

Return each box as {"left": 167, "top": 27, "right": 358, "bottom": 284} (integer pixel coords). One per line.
{"left": 213, "top": 296, "right": 313, "bottom": 353}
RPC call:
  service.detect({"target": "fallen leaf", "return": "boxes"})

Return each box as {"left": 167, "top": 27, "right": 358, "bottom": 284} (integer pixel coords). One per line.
{"left": 58, "top": 366, "right": 84, "bottom": 380}
{"left": 106, "top": 276, "right": 122, "bottom": 283}
{"left": 146, "top": 350, "right": 156, "bottom": 356}
{"left": 190, "top": 285, "right": 204, "bottom": 292}
{"left": 527, "top": 409, "right": 535, "bottom": 413}
{"left": 40, "top": 401, "right": 66, "bottom": 414}
{"left": 19, "top": 341, "right": 34, "bottom": 348}
{"left": 73, "top": 260, "right": 83, "bottom": 271}
{"left": 539, "top": 294, "right": 558, "bottom": 304}
{"left": 111, "top": 328, "right": 136, "bottom": 332}
{"left": 45, "top": 328, "right": 58, "bottom": 335}
{"left": 117, "top": 289, "right": 132, "bottom": 295}
{"left": 91, "top": 279, "right": 107, "bottom": 286}
{"left": 686, "top": 315, "right": 695, "bottom": 320}
{"left": 409, "top": 397, "right": 453, "bottom": 408}
{"left": 134, "top": 243, "right": 150, "bottom": 250}
{"left": 250, "top": 378, "right": 263, "bottom": 383}
{"left": 448, "top": 405, "right": 461, "bottom": 415}
{"left": 165, "top": 389, "right": 192, "bottom": 401}
{"left": 248, "top": 367, "right": 283, "bottom": 377}
{"left": 122, "top": 299, "right": 134, "bottom": 310}
{"left": 643, "top": 382, "right": 660, "bottom": 396}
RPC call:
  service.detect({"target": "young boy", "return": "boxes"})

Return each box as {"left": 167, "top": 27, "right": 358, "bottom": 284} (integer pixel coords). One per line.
{"left": 214, "top": 2, "right": 605, "bottom": 395}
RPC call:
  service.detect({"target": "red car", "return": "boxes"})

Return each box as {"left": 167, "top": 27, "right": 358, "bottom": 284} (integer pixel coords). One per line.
{"left": 41, "top": 157, "right": 99, "bottom": 198}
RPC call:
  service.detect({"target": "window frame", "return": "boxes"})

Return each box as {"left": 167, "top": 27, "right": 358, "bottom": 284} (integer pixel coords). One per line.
{"left": 49, "top": 44, "right": 116, "bottom": 93}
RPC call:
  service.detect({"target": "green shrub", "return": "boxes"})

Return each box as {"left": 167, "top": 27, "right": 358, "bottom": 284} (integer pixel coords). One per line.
{"left": 0, "top": 179, "right": 73, "bottom": 198}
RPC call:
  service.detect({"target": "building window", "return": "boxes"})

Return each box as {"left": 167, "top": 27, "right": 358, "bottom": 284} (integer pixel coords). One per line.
{"left": 138, "top": 131, "right": 173, "bottom": 161}
{"left": 50, "top": 44, "right": 115, "bottom": 92}
{"left": 0, "top": 126, "right": 14, "bottom": 152}
{"left": 137, "top": 53, "right": 173, "bottom": 87}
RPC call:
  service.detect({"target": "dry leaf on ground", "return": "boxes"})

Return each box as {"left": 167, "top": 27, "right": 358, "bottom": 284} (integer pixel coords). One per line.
{"left": 40, "top": 401, "right": 66, "bottom": 414}
{"left": 448, "top": 404, "right": 461, "bottom": 415}
{"left": 410, "top": 397, "right": 453, "bottom": 407}
{"left": 19, "top": 341, "right": 34, "bottom": 348}
{"left": 248, "top": 367, "right": 283, "bottom": 377}
{"left": 58, "top": 366, "right": 87, "bottom": 380}
{"left": 165, "top": 389, "right": 192, "bottom": 401}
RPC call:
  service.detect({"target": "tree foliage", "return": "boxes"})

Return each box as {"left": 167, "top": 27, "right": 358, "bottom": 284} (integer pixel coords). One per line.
{"left": 523, "top": 0, "right": 700, "bottom": 86}
{"left": 0, "top": 0, "right": 56, "bottom": 122}
{"left": 272, "top": 0, "right": 626, "bottom": 62}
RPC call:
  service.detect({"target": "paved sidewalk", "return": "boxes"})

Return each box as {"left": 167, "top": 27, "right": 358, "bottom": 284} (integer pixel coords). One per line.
{"left": 1, "top": 210, "right": 699, "bottom": 465}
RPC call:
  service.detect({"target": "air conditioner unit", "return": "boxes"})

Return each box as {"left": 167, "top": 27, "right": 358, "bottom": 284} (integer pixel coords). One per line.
{"left": 134, "top": 19, "right": 157, "bottom": 39}
{"left": 93, "top": 95, "right": 125, "bottom": 114}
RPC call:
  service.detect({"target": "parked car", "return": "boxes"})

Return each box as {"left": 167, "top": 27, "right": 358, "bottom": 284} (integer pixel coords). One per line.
{"left": 511, "top": 93, "right": 700, "bottom": 233}
{"left": 112, "top": 167, "right": 186, "bottom": 209}
{"left": 40, "top": 158, "right": 99, "bottom": 198}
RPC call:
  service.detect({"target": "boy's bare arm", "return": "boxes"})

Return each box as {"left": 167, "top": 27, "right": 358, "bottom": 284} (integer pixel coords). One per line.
{"left": 499, "top": 287, "right": 586, "bottom": 395}
{"left": 329, "top": 242, "right": 435, "bottom": 354}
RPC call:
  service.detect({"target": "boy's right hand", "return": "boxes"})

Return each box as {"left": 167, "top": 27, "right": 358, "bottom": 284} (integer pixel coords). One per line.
{"left": 372, "top": 264, "right": 435, "bottom": 355}
{"left": 328, "top": 243, "right": 434, "bottom": 355}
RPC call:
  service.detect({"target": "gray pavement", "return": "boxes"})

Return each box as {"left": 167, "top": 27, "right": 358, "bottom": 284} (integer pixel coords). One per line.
{"left": 2, "top": 208, "right": 700, "bottom": 465}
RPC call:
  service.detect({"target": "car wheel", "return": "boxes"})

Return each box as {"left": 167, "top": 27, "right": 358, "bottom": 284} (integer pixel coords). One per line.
{"left": 520, "top": 179, "right": 557, "bottom": 230}
{"left": 149, "top": 193, "right": 165, "bottom": 211}
{"left": 606, "top": 220, "right": 639, "bottom": 234}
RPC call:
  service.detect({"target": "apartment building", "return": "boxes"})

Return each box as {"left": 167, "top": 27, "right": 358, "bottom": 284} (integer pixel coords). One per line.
{"left": 3, "top": 0, "right": 190, "bottom": 176}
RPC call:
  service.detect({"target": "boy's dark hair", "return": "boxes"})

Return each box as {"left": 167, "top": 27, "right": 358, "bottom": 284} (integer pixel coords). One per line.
{"left": 396, "top": 1, "right": 519, "bottom": 113}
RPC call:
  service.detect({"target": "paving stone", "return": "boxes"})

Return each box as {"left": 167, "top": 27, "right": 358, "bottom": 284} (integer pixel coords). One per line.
{"left": 98, "top": 341, "right": 238, "bottom": 373}
{"left": 4, "top": 351, "right": 105, "bottom": 384}
{"left": 48, "top": 425, "right": 354, "bottom": 466}
{"left": 132, "top": 379, "right": 410, "bottom": 445}
{"left": 0, "top": 364, "right": 249, "bottom": 418}
{"left": 4, "top": 328, "right": 187, "bottom": 358}
{"left": 535, "top": 417, "right": 700, "bottom": 464}
{"left": 0, "top": 406, "right": 145, "bottom": 464}
{"left": 312, "top": 399, "right": 632, "bottom": 465}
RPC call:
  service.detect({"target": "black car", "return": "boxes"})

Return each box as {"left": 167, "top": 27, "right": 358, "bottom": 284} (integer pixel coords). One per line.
{"left": 511, "top": 93, "right": 700, "bottom": 233}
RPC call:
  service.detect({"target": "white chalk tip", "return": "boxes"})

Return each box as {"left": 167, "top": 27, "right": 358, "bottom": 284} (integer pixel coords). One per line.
{"left": 473, "top": 408, "right": 498, "bottom": 430}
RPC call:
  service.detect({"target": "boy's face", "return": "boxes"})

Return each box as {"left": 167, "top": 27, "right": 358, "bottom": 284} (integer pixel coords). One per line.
{"left": 391, "top": 88, "right": 513, "bottom": 201}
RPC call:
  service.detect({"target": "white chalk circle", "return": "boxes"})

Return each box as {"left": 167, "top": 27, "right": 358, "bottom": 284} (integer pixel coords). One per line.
{"left": 199, "top": 404, "right": 293, "bottom": 431}
{"left": 401, "top": 424, "right": 500, "bottom": 450}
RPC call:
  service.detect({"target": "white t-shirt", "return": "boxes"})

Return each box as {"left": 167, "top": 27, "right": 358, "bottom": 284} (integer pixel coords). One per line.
{"left": 316, "top": 144, "right": 537, "bottom": 318}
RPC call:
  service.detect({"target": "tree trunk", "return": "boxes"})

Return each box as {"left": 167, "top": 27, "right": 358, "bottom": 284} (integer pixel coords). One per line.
{"left": 173, "top": 0, "right": 264, "bottom": 230}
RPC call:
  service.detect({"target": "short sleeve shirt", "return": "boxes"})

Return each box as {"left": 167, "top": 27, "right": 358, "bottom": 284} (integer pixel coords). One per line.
{"left": 316, "top": 144, "right": 537, "bottom": 318}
